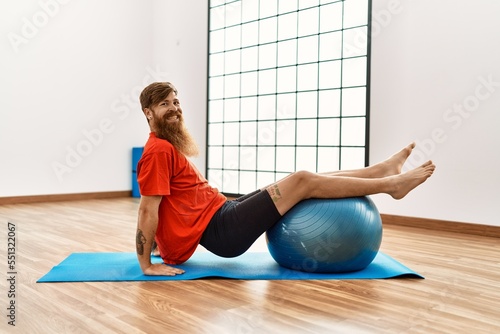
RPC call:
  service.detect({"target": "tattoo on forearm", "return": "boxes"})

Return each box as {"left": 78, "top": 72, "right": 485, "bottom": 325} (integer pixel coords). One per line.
{"left": 136, "top": 229, "right": 146, "bottom": 255}
{"left": 269, "top": 184, "right": 282, "bottom": 203}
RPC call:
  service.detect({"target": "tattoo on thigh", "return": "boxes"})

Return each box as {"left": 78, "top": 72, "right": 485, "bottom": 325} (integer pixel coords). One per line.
{"left": 269, "top": 184, "right": 282, "bottom": 203}
{"left": 136, "top": 229, "right": 146, "bottom": 255}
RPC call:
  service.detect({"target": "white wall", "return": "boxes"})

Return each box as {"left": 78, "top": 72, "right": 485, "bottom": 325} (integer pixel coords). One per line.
{"left": 2, "top": 0, "right": 499, "bottom": 228}
{"left": 0, "top": 0, "right": 207, "bottom": 197}
{"left": 370, "top": 0, "right": 500, "bottom": 226}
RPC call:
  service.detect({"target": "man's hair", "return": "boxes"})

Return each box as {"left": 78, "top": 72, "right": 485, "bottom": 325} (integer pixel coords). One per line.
{"left": 139, "top": 82, "right": 178, "bottom": 110}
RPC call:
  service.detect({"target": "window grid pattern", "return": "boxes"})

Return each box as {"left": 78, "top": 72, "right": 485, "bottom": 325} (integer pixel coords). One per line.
{"left": 207, "top": 0, "right": 371, "bottom": 196}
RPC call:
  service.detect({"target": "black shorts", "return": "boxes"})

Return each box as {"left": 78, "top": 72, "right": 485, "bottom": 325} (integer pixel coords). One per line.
{"left": 200, "top": 189, "right": 282, "bottom": 258}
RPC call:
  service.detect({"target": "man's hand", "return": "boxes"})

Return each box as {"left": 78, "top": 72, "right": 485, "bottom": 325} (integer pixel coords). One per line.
{"left": 143, "top": 263, "right": 185, "bottom": 276}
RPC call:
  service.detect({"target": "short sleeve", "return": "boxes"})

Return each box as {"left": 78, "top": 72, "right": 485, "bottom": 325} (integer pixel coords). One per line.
{"left": 137, "top": 151, "right": 172, "bottom": 196}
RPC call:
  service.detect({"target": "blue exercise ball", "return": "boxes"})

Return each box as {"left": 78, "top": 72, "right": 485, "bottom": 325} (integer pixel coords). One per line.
{"left": 266, "top": 196, "right": 383, "bottom": 273}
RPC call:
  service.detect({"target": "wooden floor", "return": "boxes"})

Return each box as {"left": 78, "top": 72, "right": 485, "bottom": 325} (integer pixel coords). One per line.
{"left": 0, "top": 197, "right": 499, "bottom": 333}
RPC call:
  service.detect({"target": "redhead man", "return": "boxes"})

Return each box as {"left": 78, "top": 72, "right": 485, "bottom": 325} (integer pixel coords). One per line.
{"left": 136, "top": 82, "right": 435, "bottom": 276}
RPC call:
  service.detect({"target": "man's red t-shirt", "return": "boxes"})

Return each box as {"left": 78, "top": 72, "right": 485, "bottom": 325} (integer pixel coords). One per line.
{"left": 137, "top": 132, "right": 226, "bottom": 264}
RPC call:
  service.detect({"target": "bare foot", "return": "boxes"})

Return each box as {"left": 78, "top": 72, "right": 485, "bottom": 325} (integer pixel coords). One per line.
{"left": 389, "top": 160, "right": 435, "bottom": 199}
{"left": 378, "top": 142, "right": 416, "bottom": 177}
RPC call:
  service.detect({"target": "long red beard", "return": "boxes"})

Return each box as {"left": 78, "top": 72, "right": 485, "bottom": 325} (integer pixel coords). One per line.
{"left": 153, "top": 112, "right": 199, "bottom": 157}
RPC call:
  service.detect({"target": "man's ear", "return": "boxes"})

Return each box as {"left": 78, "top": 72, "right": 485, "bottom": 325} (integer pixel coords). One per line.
{"left": 144, "top": 108, "right": 153, "bottom": 120}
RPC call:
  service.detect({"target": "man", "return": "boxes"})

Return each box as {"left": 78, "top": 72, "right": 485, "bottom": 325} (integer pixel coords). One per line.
{"left": 136, "top": 82, "right": 435, "bottom": 276}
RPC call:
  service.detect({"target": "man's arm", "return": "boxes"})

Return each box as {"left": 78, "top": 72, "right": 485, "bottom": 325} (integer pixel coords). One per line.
{"left": 136, "top": 195, "right": 184, "bottom": 276}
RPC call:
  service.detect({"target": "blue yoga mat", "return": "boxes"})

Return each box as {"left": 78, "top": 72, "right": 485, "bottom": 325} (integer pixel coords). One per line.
{"left": 37, "top": 251, "right": 423, "bottom": 282}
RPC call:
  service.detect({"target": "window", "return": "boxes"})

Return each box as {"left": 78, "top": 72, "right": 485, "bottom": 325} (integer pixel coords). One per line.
{"left": 208, "top": 0, "right": 371, "bottom": 195}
